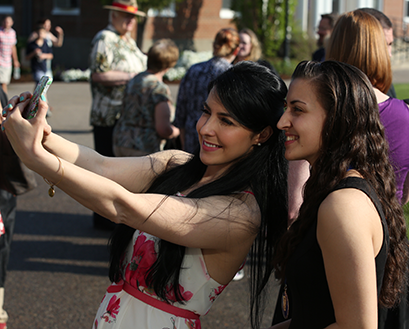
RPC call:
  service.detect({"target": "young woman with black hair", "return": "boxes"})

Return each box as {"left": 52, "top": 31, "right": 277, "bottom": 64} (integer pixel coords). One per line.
{"left": 270, "top": 60, "right": 408, "bottom": 329}
{"left": 1, "top": 61, "right": 288, "bottom": 329}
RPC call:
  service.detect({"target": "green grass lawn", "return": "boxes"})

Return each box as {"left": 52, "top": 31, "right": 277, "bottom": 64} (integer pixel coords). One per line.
{"left": 394, "top": 83, "right": 409, "bottom": 234}
{"left": 394, "top": 83, "right": 409, "bottom": 100}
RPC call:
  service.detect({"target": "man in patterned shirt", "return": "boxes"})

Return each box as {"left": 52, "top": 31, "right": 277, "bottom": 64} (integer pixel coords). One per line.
{"left": 89, "top": 0, "right": 147, "bottom": 230}
{"left": 0, "top": 15, "right": 19, "bottom": 94}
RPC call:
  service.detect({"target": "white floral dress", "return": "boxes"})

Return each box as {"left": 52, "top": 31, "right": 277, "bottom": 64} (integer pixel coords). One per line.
{"left": 92, "top": 230, "right": 228, "bottom": 329}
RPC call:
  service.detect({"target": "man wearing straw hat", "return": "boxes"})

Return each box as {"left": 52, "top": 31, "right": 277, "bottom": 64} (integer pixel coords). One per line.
{"left": 89, "top": 0, "right": 147, "bottom": 230}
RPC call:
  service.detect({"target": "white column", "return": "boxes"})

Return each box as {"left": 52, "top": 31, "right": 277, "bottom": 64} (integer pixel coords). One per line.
{"left": 309, "top": 0, "right": 334, "bottom": 38}
{"left": 295, "top": 0, "right": 308, "bottom": 32}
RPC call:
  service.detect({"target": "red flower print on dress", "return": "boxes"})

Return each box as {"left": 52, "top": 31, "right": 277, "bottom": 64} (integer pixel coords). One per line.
{"left": 124, "top": 233, "right": 157, "bottom": 291}
{"left": 101, "top": 295, "right": 121, "bottom": 324}
{"left": 209, "top": 285, "right": 226, "bottom": 303}
{"left": 185, "top": 318, "right": 201, "bottom": 329}
{"left": 166, "top": 284, "right": 194, "bottom": 302}
{"left": 123, "top": 234, "right": 194, "bottom": 303}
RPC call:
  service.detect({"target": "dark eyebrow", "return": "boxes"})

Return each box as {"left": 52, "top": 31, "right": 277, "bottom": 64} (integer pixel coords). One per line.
{"left": 290, "top": 99, "right": 307, "bottom": 105}
{"left": 203, "top": 101, "right": 233, "bottom": 117}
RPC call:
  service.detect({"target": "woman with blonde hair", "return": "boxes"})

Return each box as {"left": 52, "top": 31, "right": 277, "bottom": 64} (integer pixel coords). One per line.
{"left": 234, "top": 28, "right": 262, "bottom": 63}
{"left": 174, "top": 27, "right": 240, "bottom": 153}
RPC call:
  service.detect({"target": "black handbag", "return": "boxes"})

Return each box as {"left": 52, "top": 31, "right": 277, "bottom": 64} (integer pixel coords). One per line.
{"left": 0, "top": 130, "right": 38, "bottom": 195}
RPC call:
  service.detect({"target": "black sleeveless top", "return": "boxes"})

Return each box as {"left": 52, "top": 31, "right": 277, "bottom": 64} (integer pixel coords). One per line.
{"left": 272, "top": 177, "right": 389, "bottom": 328}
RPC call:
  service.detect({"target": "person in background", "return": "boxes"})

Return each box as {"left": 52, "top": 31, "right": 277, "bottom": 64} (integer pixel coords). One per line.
{"left": 174, "top": 27, "right": 239, "bottom": 154}
{"left": 113, "top": 39, "right": 180, "bottom": 157}
{"left": 28, "top": 17, "right": 64, "bottom": 79}
{"left": 358, "top": 8, "right": 393, "bottom": 57}
{"left": 312, "top": 13, "right": 337, "bottom": 62}
{"left": 2, "top": 61, "right": 288, "bottom": 329}
{"left": 233, "top": 28, "right": 262, "bottom": 64}
{"left": 25, "top": 25, "right": 53, "bottom": 84}
{"left": 0, "top": 16, "right": 19, "bottom": 94}
{"left": 326, "top": 10, "right": 409, "bottom": 205}
{"left": 359, "top": 7, "right": 396, "bottom": 98}
{"left": 270, "top": 60, "right": 408, "bottom": 329}
{"left": 89, "top": 0, "right": 147, "bottom": 230}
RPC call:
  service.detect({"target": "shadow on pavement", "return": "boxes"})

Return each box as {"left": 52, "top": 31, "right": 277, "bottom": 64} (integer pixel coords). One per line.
{"left": 9, "top": 211, "right": 111, "bottom": 277}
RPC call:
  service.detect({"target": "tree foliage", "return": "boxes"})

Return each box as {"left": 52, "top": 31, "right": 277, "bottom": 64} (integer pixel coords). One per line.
{"left": 231, "top": 0, "right": 298, "bottom": 59}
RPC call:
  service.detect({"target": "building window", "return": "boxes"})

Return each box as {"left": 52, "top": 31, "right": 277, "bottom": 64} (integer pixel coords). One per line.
{"left": 220, "top": 0, "right": 235, "bottom": 19}
{"left": 0, "top": 0, "right": 13, "bottom": 15}
{"left": 52, "top": 0, "right": 80, "bottom": 16}
{"left": 148, "top": 2, "right": 176, "bottom": 18}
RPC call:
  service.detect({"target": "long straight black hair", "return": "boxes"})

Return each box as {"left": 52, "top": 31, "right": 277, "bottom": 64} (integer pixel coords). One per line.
{"left": 109, "top": 61, "right": 289, "bottom": 328}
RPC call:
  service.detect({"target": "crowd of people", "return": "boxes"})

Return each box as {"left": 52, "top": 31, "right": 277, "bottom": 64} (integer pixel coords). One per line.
{"left": 0, "top": 0, "right": 409, "bottom": 328}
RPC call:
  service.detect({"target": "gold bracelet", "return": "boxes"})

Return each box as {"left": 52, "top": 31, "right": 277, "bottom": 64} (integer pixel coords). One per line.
{"left": 43, "top": 154, "right": 64, "bottom": 197}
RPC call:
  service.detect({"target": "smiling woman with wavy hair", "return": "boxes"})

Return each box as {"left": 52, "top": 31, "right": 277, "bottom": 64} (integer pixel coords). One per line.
{"left": 270, "top": 60, "right": 408, "bottom": 329}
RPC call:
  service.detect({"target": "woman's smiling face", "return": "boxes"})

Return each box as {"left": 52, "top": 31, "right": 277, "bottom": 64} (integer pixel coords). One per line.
{"left": 196, "top": 88, "right": 262, "bottom": 175}
{"left": 277, "top": 78, "right": 327, "bottom": 166}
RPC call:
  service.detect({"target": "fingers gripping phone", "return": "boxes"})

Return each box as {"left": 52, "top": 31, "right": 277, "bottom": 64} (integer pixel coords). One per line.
{"left": 23, "top": 76, "right": 53, "bottom": 119}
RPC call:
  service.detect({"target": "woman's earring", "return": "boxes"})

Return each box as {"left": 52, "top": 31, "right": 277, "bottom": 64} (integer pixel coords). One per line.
{"left": 257, "top": 143, "right": 261, "bottom": 146}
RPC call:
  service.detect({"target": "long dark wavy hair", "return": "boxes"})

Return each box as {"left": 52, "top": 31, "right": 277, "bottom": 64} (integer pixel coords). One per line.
{"left": 109, "top": 61, "right": 289, "bottom": 328}
{"left": 273, "top": 60, "right": 409, "bottom": 307}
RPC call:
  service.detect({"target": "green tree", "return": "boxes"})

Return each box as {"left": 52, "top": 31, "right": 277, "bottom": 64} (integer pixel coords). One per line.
{"left": 231, "top": 0, "right": 299, "bottom": 59}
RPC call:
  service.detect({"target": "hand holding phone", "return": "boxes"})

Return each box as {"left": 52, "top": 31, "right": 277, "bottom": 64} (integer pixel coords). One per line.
{"left": 23, "top": 76, "right": 53, "bottom": 119}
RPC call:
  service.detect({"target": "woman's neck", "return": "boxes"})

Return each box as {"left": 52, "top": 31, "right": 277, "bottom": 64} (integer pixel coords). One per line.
{"left": 221, "top": 52, "right": 237, "bottom": 64}
{"left": 373, "top": 87, "right": 389, "bottom": 104}
{"left": 146, "top": 69, "right": 168, "bottom": 82}
{"left": 181, "top": 166, "right": 227, "bottom": 195}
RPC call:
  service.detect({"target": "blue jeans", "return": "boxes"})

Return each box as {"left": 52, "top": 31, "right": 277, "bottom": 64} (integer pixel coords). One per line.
{"left": 32, "top": 70, "right": 47, "bottom": 85}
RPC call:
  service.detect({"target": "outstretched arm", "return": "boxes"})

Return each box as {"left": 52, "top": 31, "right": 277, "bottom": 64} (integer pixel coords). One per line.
{"left": 2, "top": 96, "right": 257, "bottom": 251}
{"left": 4, "top": 93, "right": 189, "bottom": 193}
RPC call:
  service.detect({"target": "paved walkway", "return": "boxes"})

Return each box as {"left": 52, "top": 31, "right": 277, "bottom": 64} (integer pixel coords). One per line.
{"left": 392, "top": 62, "right": 409, "bottom": 84}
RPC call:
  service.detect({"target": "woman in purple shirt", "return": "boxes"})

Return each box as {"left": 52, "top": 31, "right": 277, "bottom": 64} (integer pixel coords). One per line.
{"left": 327, "top": 9, "right": 409, "bottom": 205}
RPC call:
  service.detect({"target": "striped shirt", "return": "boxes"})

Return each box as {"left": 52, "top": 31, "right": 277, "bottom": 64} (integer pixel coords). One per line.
{"left": 0, "top": 27, "right": 16, "bottom": 68}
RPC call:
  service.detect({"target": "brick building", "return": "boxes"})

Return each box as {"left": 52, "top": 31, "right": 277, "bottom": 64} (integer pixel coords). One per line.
{"left": 2, "top": 0, "right": 235, "bottom": 71}
{"left": 0, "top": 0, "right": 407, "bottom": 71}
